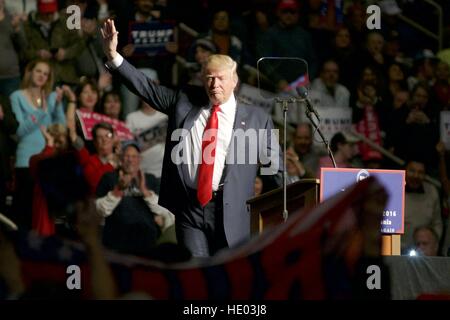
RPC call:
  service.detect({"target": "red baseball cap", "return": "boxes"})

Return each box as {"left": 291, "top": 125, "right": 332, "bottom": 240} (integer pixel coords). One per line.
{"left": 38, "top": 0, "right": 58, "bottom": 14}
{"left": 277, "top": 0, "right": 299, "bottom": 11}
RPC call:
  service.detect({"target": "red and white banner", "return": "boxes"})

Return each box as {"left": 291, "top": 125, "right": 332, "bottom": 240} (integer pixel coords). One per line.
{"left": 355, "top": 105, "right": 383, "bottom": 161}
{"left": 11, "top": 177, "right": 388, "bottom": 299}
{"left": 76, "top": 110, "right": 133, "bottom": 141}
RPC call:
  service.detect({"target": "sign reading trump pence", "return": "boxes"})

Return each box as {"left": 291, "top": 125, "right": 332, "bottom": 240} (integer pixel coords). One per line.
{"left": 320, "top": 168, "right": 405, "bottom": 234}
{"left": 298, "top": 106, "right": 352, "bottom": 149}
{"left": 128, "top": 21, "right": 175, "bottom": 56}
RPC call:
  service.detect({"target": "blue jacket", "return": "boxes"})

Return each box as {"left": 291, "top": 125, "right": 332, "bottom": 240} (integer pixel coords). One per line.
{"left": 10, "top": 90, "right": 66, "bottom": 168}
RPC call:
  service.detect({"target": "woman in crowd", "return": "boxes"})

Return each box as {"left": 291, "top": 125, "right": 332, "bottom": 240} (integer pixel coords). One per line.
{"left": 97, "top": 90, "right": 123, "bottom": 120}
{"left": 66, "top": 78, "right": 100, "bottom": 152}
{"left": 76, "top": 78, "right": 100, "bottom": 113}
{"left": 10, "top": 58, "right": 66, "bottom": 229}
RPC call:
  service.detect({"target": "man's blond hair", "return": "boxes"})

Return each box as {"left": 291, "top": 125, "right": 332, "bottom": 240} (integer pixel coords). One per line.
{"left": 203, "top": 54, "right": 238, "bottom": 82}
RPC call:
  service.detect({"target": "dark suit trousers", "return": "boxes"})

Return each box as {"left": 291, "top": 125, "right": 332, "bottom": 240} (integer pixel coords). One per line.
{"left": 176, "top": 188, "right": 228, "bottom": 257}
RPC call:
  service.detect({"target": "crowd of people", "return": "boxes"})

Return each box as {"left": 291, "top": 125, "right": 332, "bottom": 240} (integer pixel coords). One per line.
{"left": 1, "top": 0, "right": 450, "bottom": 299}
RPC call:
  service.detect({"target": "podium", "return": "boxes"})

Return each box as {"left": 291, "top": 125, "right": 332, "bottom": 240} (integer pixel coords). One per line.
{"left": 246, "top": 179, "right": 320, "bottom": 235}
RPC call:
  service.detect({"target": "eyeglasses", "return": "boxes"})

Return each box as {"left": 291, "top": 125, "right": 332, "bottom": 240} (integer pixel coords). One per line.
{"left": 96, "top": 132, "right": 113, "bottom": 140}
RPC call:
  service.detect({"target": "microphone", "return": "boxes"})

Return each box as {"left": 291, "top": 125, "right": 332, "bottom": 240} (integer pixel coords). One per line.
{"left": 296, "top": 87, "right": 320, "bottom": 121}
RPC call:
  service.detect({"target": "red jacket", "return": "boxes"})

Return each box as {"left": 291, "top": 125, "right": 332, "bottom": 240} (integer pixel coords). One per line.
{"left": 30, "top": 146, "right": 57, "bottom": 236}
{"left": 29, "top": 146, "right": 115, "bottom": 236}
{"left": 76, "top": 147, "right": 115, "bottom": 195}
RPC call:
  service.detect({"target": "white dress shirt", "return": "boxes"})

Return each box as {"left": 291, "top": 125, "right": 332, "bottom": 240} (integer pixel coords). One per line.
{"left": 181, "top": 96, "right": 237, "bottom": 191}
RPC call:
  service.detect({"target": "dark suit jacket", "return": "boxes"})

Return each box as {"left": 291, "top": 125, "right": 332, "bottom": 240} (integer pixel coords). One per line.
{"left": 111, "top": 59, "right": 282, "bottom": 247}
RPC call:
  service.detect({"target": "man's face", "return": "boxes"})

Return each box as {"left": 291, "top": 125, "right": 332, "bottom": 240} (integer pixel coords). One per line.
{"left": 321, "top": 61, "right": 339, "bottom": 87}
{"left": 367, "top": 33, "right": 384, "bottom": 55}
{"left": 38, "top": 12, "right": 55, "bottom": 23}
{"left": 195, "top": 46, "right": 212, "bottom": 65}
{"left": 393, "top": 90, "right": 409, "bottom": 108}
{"left": 278, "top": 7, "right": 299, "bottom": 28}
{"left": 411, "top": 87, "right": 429, "bottom": 110}
{"left": 94, "top": 128, "right": 114, "bottom": 157}
{"left": 406, "top": 161, "right": 425, "bottom": 190}
{"left": 204, "top": 65, "right": 237, "bottom": 105}
{"left": 388, "top": 64, "right": 404, "bottom": 82}
{"left": 122, "top": 146, "right": 141, "bottom": 175}
{"left": 293, "top": 125, "right": 312, "bottom": 155}
{"left": 212, "top": 11, "right": 229, "bottom": 32}
{"left": 335, "top": 28, "right": 351, "bottom": 48}
{"left": 339, "top": 142, "right": 354, "bottom": 161}
{"left": 415, "top": 229, "right": 438, "bottom": 256}
{"left": 136, "top": 0, "right": 154, "bottom": 14}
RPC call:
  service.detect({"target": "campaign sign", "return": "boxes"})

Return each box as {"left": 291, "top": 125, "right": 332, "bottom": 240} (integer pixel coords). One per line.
{"left": 320, "top": 168, "right": 405, "bottom": 234}
{"left": 237, "top": 83, "right": 275, "bottom": 114}
{"left": 76, "top": 110, "right": 134, "bottom": 141}
{"left": 136, "top": 120, "right": 168, "bottom": 153}
{"left": 129, "top": 21, "right": 175, "bottom": 56}
{"left": 297, "top": 107, "right": 352, "bottom": 149}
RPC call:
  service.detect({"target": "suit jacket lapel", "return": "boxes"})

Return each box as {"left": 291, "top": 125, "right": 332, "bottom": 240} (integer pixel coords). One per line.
{"left": 233, "top": 103, "right": 249, "bottom": 130}
{"left": 175, "top": 105, "right": 205, "bottom": 193}
{"left": 181, "top": 105, "right": 203, "bottom": 132}
{"left": 222, "top": 103, "right": 249, "bottom": 185}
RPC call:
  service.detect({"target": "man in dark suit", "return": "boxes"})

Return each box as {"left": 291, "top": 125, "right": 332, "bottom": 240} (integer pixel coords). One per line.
{"left": 101, "top": 19, "right": 282, "bottom": 257}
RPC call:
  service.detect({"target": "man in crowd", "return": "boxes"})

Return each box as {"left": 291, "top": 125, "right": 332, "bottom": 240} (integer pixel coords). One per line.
{"left": 403, "top": 159, "right": 442, "bottom": 252}
{"left": 23, "top": 0, "right": 85, "bottom": 86}
{"left": 73, "top": 122, "right": 119, "bottom": 195}
{"left": 413, "top": 226, "right": 439, "bottom": 256}
{"left": 292, "top": 123, "right": 323, "bottom": 176}
{"left": 95, "top": 141, "right": 174, "bottom": 256}
{"left": 309, "top": 59, "right": 351, "bottom": 108}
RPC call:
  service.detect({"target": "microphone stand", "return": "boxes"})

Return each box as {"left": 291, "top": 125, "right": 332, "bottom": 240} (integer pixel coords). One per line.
{"left": 303, "top": 107, "right": 337, "bottom": 168}
{"left": 275, "top": 95, "right": 337, "bottom": 224}
{"left": 275, "top": 97, "right": 296, "bottom": 222}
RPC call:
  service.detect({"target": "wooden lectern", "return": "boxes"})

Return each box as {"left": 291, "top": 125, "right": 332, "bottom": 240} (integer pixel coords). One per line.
{"left": 246, "top": 179, "right": 320, "bottom": 235}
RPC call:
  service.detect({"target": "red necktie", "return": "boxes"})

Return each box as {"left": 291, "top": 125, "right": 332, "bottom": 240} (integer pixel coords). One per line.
{"left": 197, "top": 104, "right": 220, "bottom": 207}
